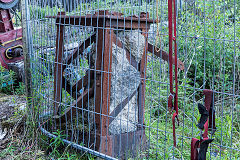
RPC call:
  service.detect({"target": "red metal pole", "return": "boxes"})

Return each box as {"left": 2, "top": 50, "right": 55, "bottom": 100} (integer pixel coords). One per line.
{"left": 168, "top": 0, "right": 173, "bottom": 95}
{"left": 168, "top": 0, "right": 179, "bottom": 147}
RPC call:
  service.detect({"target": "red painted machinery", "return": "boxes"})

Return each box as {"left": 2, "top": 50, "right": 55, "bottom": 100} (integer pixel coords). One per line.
{"left": 0, "top": 0, "right": 23, "bottom": 69}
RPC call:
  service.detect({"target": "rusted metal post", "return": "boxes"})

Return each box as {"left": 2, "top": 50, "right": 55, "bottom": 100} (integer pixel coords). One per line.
{"left": 99, "top": 28, "right": 113, "bottom": 155}
{"left": 54, "top": 12, "right": 65, "bottom": 115}
{"left": 95, "top": 28, "right": 104, "bottom": 129}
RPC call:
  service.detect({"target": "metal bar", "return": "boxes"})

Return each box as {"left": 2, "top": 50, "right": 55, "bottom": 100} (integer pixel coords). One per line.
{"left": 112, "top": 32, "right": 138, "bottom": 69}
{"left": 138, "top": 29, "right": 148, "bottom": 126}
{"left": 40, "top": 127, "right": 118, "bottom": 160}
{"left": 46, "top": 16, "right": 152, "bottom": 29}
{"left": 95, "top": 28, "right": 104, "bottom": 130}
{"left": 72, "top": 70, "right": 93, "bottom": 93}
{"left": 53, "top": 12, "right": 65, "bottom": 115}
{"left": 66, "top": 33, "right": 96, "bottom": 65}
{"left": 109, "top": 90, "right": 138, "bottom": 124}
{"left": 46, "top": 15, "right": 154, "bottom": 25}
{"left": 106, "top": 20, "right": 151, "bottom": 30}
{"left": 203, "top": 89, "right": 216, "bottom": 134}
{"left": 54, "top": 87, "right": 94, "bottom": 122}
{"left": 63, "top": 70, "right": 93, "bottom": 96}
{"left": 148, "top": 43, "right": 184, "bottom": 70}
{"left": 168, "top": 0, "right": 173, "bottom": 94}
{"left": 95, "top": 27, "right": 114, "bottom": 156}
{"left": 101, "top": 28, "right": 113, "bottom": 136}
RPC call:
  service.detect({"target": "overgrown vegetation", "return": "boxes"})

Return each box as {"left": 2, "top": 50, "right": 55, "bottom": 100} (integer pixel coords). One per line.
{"left": 0, "top": 66, "right": 25, "bottom": 95}
{"left": 1, "top": 0, "right": 239, "bottom": 159}
{"left": 0, "top": 66, "right": 15, "bottom": 93}
{"left": 145, "top": 0, "right": 239, "bottom": 159}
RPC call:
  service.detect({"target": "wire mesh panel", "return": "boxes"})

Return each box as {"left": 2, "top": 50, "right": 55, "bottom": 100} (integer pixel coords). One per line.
{"left": 23, "top": 0, "right": 239, "bottom": 159}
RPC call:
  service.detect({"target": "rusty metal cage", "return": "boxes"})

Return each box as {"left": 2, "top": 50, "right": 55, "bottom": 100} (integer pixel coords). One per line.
{"left": 22, "top": 0, "right": 240, "bottom": 159}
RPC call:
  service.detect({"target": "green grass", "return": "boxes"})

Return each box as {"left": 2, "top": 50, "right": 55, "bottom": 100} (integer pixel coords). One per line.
{"left": 1, "top": 0, "right": 239, "bottom": 159}
{"left": 143, "top": 0, "right": 239, "bottom": 158}
{"left": 145, "top": 62, "right": 240, "bottom": 159}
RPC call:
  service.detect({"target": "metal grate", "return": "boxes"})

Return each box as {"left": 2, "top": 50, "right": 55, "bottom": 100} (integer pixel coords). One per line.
{"left": 22, "top": 0, "right": 240, "bottom": 159}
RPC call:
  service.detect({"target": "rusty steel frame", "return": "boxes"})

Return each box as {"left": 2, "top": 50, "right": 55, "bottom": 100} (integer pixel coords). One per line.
{"left": 20, "top": 0, "right": 239, "bottom": 159}
{"left": 49, "top": 10, "right": 185, "bottom": 158}
{"left": 49, "top": 10, "right": 153, "bottom": 158}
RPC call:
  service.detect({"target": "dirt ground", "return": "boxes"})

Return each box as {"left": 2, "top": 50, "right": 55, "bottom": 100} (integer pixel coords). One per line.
{"left": 0, "top": 93, "right": 26, "bottom": 152}
{"left": 0, "top": 93, "right": 26, "bottom": 120}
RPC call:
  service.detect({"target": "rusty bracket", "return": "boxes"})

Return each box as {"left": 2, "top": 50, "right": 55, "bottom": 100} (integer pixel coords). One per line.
{"left": 203, "top": 89, "right": 216, "bottom": 135}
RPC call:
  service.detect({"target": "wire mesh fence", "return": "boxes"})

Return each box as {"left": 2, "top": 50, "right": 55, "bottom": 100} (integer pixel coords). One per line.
{"left": 21, "top": 0, "right": 240, "bottom": 159}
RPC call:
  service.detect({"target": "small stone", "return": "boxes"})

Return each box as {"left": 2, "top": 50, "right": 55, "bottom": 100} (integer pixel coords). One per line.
{"left": 117, "top": 30, "right": 145, "bottom": 63}
{"left": 0, "top": 128, "right": 7, "bottom": 140}
{"left": 8, "top": 104, "right": 17, "bottom": 107}
{"left": 0, "top": 115, "right": 7, "bottom": 121}
{"left": 19, "top": 104, "right": 26, "bottom": 111}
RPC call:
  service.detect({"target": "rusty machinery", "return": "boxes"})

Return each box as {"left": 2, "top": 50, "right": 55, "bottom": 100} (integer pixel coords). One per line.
{"left": 44, "top": 10, "right": 185, "bottom": 159}
{"left": 0, "top": 0, "right": 23, "bottom": 70}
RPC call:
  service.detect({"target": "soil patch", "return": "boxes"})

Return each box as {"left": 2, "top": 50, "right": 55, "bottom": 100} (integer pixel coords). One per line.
{"left": 0, "top": 93, "right": 26, "bottom": 121}
{"left": 0, "top": 93, "right": 26, "bottom": 152}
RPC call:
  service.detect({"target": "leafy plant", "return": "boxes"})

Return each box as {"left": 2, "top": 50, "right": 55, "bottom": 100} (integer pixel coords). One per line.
{"left": 0, "top": 66, "right": 26, "bottom": 95}
{"left": 48, "top": 130, "right": 66, "bottom": 158}
{"left": 0, "top": 66, "right": 15, "bottom": 94}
